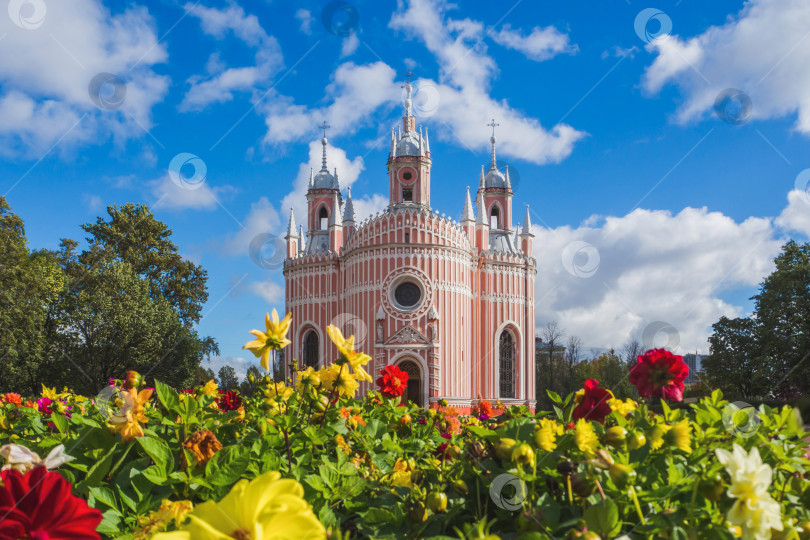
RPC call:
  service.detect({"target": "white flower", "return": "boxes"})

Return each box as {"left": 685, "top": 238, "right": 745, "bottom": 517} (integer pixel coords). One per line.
{"left": 0, "top": 443, "right": 73, "bottom": 473}
{"left": 715, "top": 443, "right": 783, "bottom": 540}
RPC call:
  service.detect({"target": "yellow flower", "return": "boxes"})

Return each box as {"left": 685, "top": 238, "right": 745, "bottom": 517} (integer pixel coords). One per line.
{"left": 108, "top": 388, "right": 153, "bottom": 442}
{"left": 152, "top": 471, "right": 325, "bottom": 540}
{"left": 295, "top": 367, "right": 321, "bottom": 393}
{"left": 326, "top": 325, "right": 373, "bottom": 382}
{"left": 716, "top": 444, "right": 782, "bottom": 540}
{"left": 319, "top": 364, "right": 359, "bottom": 397}
{"left": 664, "top": 419, "right": 692, "bottom": 453}
{"left": 200, "top": 379, "right": 218, "bottom": 397}
{"left": 608, "top": 398, "right": 637, "bottom": 417}
{"left": 649, "top": 423, "right": 671, "bottom": 451}
{"left": 242, "top": 309, "right": 293, "bottom": 371}
{"left": 534, "top": 418, "right": 564, "bottom": 452}
{"left": 390, "top": 458, "right": 413, "bottom": 487}
{"left": 40, "top": 384, "right": 69, "bottom": 401}
{"left": 135, "top": 499, "right": 194, "bottom": 539}
{"left": 264, "top": 382, "right": 294, "bottom": 402}
{"left": 574, "top": 418, "right": 598, "bottom": 458}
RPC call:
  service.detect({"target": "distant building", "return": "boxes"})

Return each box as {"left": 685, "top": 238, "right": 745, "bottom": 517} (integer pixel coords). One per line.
{"left": 535, "top": 337, "right": 566, "bottom": 363}
{"left": 682, "top": 353, "right": 706, "bottom": 384}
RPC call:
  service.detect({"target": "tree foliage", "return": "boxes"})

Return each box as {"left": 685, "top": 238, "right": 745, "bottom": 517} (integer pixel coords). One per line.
{"left": 217, "top": 365, "right": 240, "bottom": 391}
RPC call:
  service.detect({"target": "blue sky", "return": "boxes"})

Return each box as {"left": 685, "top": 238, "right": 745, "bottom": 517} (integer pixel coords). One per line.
{"left": 2, "top": 0, "right": 809, "bottom": 378}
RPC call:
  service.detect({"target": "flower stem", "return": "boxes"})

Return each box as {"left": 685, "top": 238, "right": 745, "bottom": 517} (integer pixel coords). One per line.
{"left": 629, "top": 486, "right": 646, "bottom": 524}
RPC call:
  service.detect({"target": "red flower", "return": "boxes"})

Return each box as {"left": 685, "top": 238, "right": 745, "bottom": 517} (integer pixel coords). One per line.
{"left": 3, "top": 393, "right": 22, "bottom": 406}
{"left": 0, "top": 466, "right": 103, "bottom": 540}
{"left": 216, "top": 390, "right": 243, "bottom": 412}
{"left": 376, "top": 365, "right": 409, "bottom": 398}
{"left": 629, "top": 348, "right": 689, "bottom": 402}
{"left": 571, "top": 379, "right": 614, "bottom": 424}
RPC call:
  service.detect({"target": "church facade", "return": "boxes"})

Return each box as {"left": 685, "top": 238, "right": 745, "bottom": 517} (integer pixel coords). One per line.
{"left": 283, "top": 81, "right": 537, "bottom": 412}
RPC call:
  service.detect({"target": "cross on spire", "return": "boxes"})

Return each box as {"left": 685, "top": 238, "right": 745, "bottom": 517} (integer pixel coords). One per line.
{"left": 402, "top": 69, "right": 414, "bottom": 86}
{"left": 319, "top": 121, "right": 331, "bottom": 139}
{"left": 487, "top": 118, "right": 499, "bottom": 138}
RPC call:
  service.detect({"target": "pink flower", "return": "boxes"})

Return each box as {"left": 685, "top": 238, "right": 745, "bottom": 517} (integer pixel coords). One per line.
{"left": 629, "top": 349, "right": 689, "bottom": 401}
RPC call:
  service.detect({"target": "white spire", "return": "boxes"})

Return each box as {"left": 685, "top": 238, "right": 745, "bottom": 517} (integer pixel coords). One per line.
{"left": 298, "top": 225, "right": 305, "bottom": 254}
{"left": 462, "top": 186, "right": 475, "bottom": 222}
{"left": 390, "top": 128, "right": 396, "bottom": 157}
{"left": 319, "top": 121, "right": 330, "bottom": 172}
{"left": 487, "top": 118, "right": 500, "bottom": 171}
{"left": 479, "top": 165, "right": 485, "bottom": 190}
{"left": 425, "top": 127, "right": 430, "bottom": 153}
{"left": 505, "top": 165, "right": 511, "bottom": 190}
{"left": 309, "top": 168, "right": 314, "bottom": 188}
{"left": 514, "top": 223, "right": 520, "bottom": 246}
{"left": 343, "top": 187, "right": 356, "bottom": 223}
{"left": 286, "top": 208, "right": 297, "bottom": 238}
{"left": 476, "top": 194, "right": 487, "bottom": 226}
{"left": 418, "top": 125, "right": 423, "bottom": 154}
{"left": 334, "top": 167, "right": 339, "bottom": 188}
{"left": 521, "top": 205, "right": 533, "bottom": 235}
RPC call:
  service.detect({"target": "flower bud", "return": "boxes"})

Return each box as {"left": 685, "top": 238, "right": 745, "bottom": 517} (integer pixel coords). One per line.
{"left": 608, "top": 463, "right": 637, "bottom": 489}
{"left": 400, "top": 414, "right": 412, "bottom": 425}
{"left": 494, "top": 438, "right": 517, "bottom": 461}
{"left": 511, "top": 443, "right": 536, "bottom": 467}
{"left": 123, "top": 370, "right": 143, "bottom": 390}
{"left": 627, "top": 430, "right": 646, "bottom": 450}
{"left": 439, "top": 399, "right": 448, "bottom": 407}
{"left": 604, "top": 426, "right": 627, "bottom": 449}
{"left": 452, "top": 479, "right": 468, "bottom": 495}
{"left": 248, "top": 372, "right": 255, "bottom": 383}
{"left": 570, "top": 472, "right": 596, "bottom": 497}
{"left": 426, "top": 492, "right": 448, "bottom": 513}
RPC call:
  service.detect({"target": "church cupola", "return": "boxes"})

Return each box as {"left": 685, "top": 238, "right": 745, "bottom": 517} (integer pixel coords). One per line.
{"left": 306, "top": 122, "right": 343, "bottom": 254}
{"left": 477, "top": 119, "right": 513, "bottom": 233}
{"left": 388, "top": 71, "right": 432, "bottom": 209}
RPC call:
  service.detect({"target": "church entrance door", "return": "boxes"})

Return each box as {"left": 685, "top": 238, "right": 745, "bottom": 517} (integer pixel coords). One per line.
{"left": 398, "top": 360, "right": 422, "bottom": 407}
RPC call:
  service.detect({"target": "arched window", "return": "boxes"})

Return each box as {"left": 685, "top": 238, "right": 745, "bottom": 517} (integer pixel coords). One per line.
{"left": 490, "top": 206, "right": 500, "bottom": 229}
{"left": 499, "top": 331, "right": 515, "bottom": 398}
{"left": 303, "top": 330, "right": 319, "bottom": 368}
{"left": 318, "top": 207, "right": 329, "bottom": 230}
{"left": 398, "top": 360, "right": 422, "bottom": 406}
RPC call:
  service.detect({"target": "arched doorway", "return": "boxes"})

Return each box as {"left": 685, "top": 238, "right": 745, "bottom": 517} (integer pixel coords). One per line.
{"left": 499, "top": 331, "right": 516, "bottom": 398}
{"left": 398, "top": 360, "right": 422, "bottom": 407}
{"left": 303, "top": 330, "right": 319, "bottom": 368}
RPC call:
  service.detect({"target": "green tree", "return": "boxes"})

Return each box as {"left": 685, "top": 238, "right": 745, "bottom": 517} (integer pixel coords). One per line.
{"left": 218, "top": 365, "right": 240, "bottom": 391}
{"left": 80, "top": 203, "right": 209, "bottom": 326}
{"left": 239, "top": 365, "right": 262, "bottom": 397}
{"left": 703, "top": 317, "right": 768, "bottom": 401}
{"left": 574, "top": 350, "right": 637, "bottom": 400}
{"left": 0, "top": 197, "right": 66, "bottom": 394}
{"left": 192, "top": 366, "right": 217, "bottom": 388}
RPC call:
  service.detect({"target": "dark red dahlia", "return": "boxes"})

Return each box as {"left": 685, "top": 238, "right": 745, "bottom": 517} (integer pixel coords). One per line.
{"left": 0, "top": 466, "right": 102, "bottom": 540}
{"left": 571, "top": 379, "right": 614, "bottom": 424}
{"left": 217, "top": 390, "right": 243, "bottom": 412}
{"left": 376, "top": 365, "right": 409, "bottom": 398}
{"left": 629, "top": 349, "right": 689, "bottom": 402}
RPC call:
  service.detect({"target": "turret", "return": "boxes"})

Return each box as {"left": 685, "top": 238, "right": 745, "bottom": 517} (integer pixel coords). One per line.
{"left": 388, "top": 71, "right": 432, "bottom": 208}
{"left": 343, "top": 187, "right": 356, "bottom": 240}
{"left": 520, "top": 205, "right": 534, "bottom": 256}
{"left": 285, "top": 208, "right": 298, "bottom": 259}
{"left": 461, "top": 186, "right": 476, "bottom": 246}
{"left": 306, "top": 122, "right": 342, "bottom": 254}
{"left": 478, "top": 119, "right": 513, "bottom": 233}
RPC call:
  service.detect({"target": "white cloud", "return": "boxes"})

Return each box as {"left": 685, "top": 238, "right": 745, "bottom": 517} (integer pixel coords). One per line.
{"left": 249, "top": 280, "right": 285, "bottom": 304}
{"left": 641, "top": 0, "right": 810, "bottom": 131}
{"left": 775, "top": 189, "right": 810, "bottom": 237}
{"left": 181, "top": 3, "right": 283, "bottom": 111}
{"left": 532, "top": 207, "right": 783, "bottom": 352}
{"left": 295, "top": 9, "right": 314, "bottom": 35}
{"left": 490, "top": 24, "right": 578, "bottom": 62}
{"left": 0, "top": 0, "right": 168, "bottom": 157}
{"left": 83, "top": 194, "right": 104, "bottom": 211}
{"left": 352, "top": 194, "right": 389, "bottom": 222}
{"left": 340, "top": 33, "right": 360, "bottom": 57}
{"left": 149, "top": 175, "right": 236, "bottom": 211}
{"left": 389, "top": 0, "right": 586, "bottom": 165}
{"left": 207, "top": 356, "right": 252, "bottom": 383}
{"left": 219, "top": 196, "right": 281, "bottom": 257}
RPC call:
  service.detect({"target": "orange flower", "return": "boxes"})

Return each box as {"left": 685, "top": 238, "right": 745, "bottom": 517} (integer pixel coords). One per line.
{"left": 478, "top": 400, "right": 494, "bottom": 417}
{"left": 182, "top": 430, "right": 222, "bottom": 466}
{"left": 3, "top": 393, "right": 22, "bottom": 406}
{"left": 108, "top": 388, "right": 153, "bottom": 442}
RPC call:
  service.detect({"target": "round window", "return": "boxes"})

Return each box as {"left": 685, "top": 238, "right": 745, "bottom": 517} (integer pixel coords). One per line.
{"left": 402, "top": 171, "right": 413, "bottom": 181}
{"left": 394, "top": 281, "right": 422, "bottom": 309}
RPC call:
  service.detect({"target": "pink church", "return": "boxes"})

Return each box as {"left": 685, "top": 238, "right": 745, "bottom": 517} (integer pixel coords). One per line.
{"left": 283, "top": 81, "right": 536, "bottom": 412}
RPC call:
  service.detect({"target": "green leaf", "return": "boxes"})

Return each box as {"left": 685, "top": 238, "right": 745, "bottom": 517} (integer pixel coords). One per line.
{"left": 205, "top": 445, "right": 250, "bottom": 486}
{"left": 83, "top": 444, "right": 117, "bottom": 487}
{"left": 51, "top": 412, "right": 68, "bottom": 434}
{"left": 546, "top": 390, "right": 562, "bottom": 404}
{"left": 583, "top": 499, "right": 621, "bottom": 537}
{"left": 362, "top": 507, "right": 395, "bottom": 525}
{"left": 155, "top": 380, "right": 180, "bottom": 414}
{"left": 136, "top": 435, "right": 173, "bottom": 472}
{"left": 362, "top": 418, "right": 386, "bottom": 439}
{"left": 88, "top": 486, "right": 120, "bottom": 513}
{"left": 95, "top": 509, "right": 122, "bottom": 535}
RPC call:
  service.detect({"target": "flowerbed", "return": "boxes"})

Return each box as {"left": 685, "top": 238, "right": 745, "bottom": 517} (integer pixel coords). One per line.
{"left": 0, "top": 312, "right": 808, "bottom": 539}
